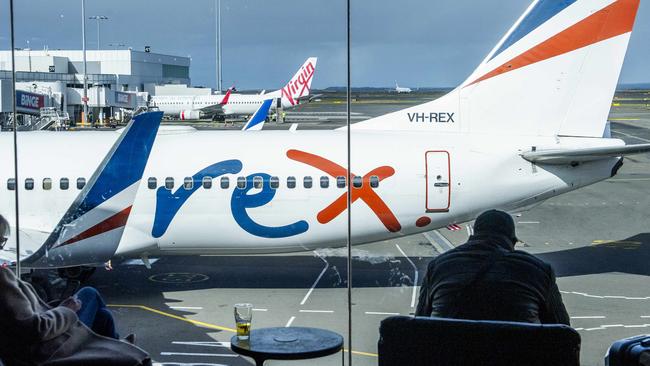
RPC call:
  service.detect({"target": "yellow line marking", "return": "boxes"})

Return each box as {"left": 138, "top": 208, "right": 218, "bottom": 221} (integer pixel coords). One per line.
{"left": 108, "top": 304, "right": 380, "bottom": 358}
{"left": 108, "top": 304, "right": 236, "bottom": 332}
{"left": 344, "top": 349, "right": 378, "bottom": 357}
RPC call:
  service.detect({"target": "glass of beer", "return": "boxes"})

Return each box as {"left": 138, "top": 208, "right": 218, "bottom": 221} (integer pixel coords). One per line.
{"left": 234, "top": 303, "right": 253, "bottom": 340}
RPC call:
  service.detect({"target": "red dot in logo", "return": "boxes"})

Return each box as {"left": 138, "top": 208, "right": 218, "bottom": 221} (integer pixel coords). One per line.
{"left": 416, "top": 216, "right": 432, "bottom": 228}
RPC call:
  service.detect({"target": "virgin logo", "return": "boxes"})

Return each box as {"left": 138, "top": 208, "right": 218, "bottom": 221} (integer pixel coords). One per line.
{"left": 281, "top": 62, "right": 315, "bottom": 106}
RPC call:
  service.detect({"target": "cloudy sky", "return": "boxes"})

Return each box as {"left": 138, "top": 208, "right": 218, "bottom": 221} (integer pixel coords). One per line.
{"left": 1, "top": 0, "right": 648, "bottom": 89}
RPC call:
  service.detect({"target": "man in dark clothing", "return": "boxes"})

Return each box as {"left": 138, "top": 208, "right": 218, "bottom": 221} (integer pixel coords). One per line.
{"left": 416, "top": 210, "right": 570, "bottom": 325}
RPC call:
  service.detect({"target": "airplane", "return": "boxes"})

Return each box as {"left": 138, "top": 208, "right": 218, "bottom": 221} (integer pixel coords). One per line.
{"left": 395, "top": 82, "right": 412, "bottom": 94}
{"left": 151, "top": 57, "right": 318, "bottom": 121}
{"left": 1, "top": 0, "right": 648, "bottom": 274}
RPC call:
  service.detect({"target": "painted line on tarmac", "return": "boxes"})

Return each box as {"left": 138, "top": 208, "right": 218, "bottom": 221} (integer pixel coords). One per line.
{"left": 285, "top": 316, "right": 296, "bottom": 327}
{"left": 560, "top": 291, "right": 650, "bottom": 300}
{"left": 300, "top": 252, "right": 329, "bottom": 306}
{"left": 153, "top": 363, "right": 229, "bottom": 366}
{"left": 641, "top": 316, "right": 650, "bottom": 318}
{"left": 425, "top": 231, "right": 455, "bottom": 253}
{"left": 613, "top": 130, "right": 650, "bottom": 143}
{"left": 395, "top": 243, "right": 419, "bottom": 308}
{"left": 108, "top": 304, "right": 236, "bottom": 332}
{"left": 571, "top": 316, "right": 606, "bottom": 319}
{"left": 160, "top": 352, "right": 238, "bottom": 358}
{"left": 252, "top": 308, "right": 268, "bottom": 312}
{"left": 172, "top": 341, "right": 230, "bottom": 348}
{"left": 299, "top": 309, "right": 334, "bottom": 313}
{"left": 365, "top": 311, "right": 401, "bottom": 316}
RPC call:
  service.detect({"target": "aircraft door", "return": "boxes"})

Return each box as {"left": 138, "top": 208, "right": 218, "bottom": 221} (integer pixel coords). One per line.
{"left": 425, "top": 151, "right": 451, "bottom": 212}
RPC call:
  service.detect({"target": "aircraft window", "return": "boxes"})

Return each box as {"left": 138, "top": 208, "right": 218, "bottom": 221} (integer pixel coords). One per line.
{"left": 202, "top": 177, "right": 212, "bottom": 189}
{"left": 165, "top": 177, "right": 174, "bottom": 190}
{"left": 77, "top": 178, "right": 86, "bottom": 190}
{"left": 270, "top": 176, "right": 279, "bottom": 189}
{"left": 353, "top": 176, "right": 363, "bottom": 188}
{"left": 304, "top": 176, "right": 313, "bottom": 189}
{"left": 25, "top": 178, "right": 34, "bottom": 190}
{"left": 60, "top": 178, "right": 69, "bottom": 190}
{"left": 183, "top": 177, "right": 194, "bottom": 190}
{"left": 320, "top": 176, "right": 329, "bottom": 188}
{"left": 43, "top": 178, "right": 52, "bottom": 190}
{"left": 7, "top": 178, "right": 15, "bottom": 191}
{"left": 253, "top": 176, "right": 263, "bottom": 189}
{"left": 370, "top": 175, "right": 379, "bottom": 188}
{"left": 287, "top": 176, "right": 296, "bottom": 189}
{"left": 220, "top": 177, "right": 230, "bottom": 189}
{"left": 337, "top": 176, "right": 346, "bottom": 188}
{"left": 237, "top": 177, "right": 247, "bottom": 189}
{"left": 148, "top": 177, "right": 157, "bottom": 189}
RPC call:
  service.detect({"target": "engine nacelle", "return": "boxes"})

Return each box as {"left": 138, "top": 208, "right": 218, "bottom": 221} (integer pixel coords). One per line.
{"left": 179, "top": 110, "right": 201, "bottom": 120}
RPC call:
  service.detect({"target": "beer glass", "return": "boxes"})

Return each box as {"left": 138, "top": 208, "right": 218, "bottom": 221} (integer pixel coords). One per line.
{"left": 234, "top": 303, "right": 253, "bottom": 340}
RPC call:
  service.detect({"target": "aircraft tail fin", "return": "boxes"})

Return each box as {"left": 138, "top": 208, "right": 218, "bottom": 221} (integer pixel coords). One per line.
{"left": 242, "top": 99, "right": 273, "bottom": 131}
{"left": 220, "top": 87, "right": 233, "bottom": 105}
{"left": 351, "top": 0, "right": 640, "bottom": 137}
{"left": 280, "top": 57, "right": 318, "bottom": 106}
{"left": 23, "top": 111, "right": 163, "bottom": 268}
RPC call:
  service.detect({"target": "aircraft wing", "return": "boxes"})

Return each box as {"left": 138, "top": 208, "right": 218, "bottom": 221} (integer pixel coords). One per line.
{"left": 196, "top": 88, "right": 233, "bottom": 115}
{"left": 521, "top": 144, "right": 650, "bottom": 165}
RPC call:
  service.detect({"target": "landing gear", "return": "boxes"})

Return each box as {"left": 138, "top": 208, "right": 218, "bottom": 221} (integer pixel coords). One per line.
{"left": 58, "top": 266, "right": 96, "bottom": 282}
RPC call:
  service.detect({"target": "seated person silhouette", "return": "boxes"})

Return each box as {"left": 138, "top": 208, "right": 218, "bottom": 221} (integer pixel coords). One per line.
{"left": 416, "top": 209, "right": 570, "bottom": 325}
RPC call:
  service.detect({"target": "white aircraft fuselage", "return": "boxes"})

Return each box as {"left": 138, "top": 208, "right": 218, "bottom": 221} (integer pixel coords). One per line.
{"left": 0, "top": 130, "right": 621, "bottom": 258}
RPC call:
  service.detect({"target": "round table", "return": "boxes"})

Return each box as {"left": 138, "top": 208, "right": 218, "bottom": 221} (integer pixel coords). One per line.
{"left": 230, "top": 327, "right": 344, "bottom": 366}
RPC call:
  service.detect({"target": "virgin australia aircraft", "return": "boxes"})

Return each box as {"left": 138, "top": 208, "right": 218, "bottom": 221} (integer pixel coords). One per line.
{"left": 1, "top": 0, "right": 648, "bottom": 269}
{"left": 151, "top": 57, "right": 318, "bottom": 120}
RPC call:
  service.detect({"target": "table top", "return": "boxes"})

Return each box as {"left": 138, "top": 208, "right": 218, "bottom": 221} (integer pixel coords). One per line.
{"left": 230, "top": 327, "right": 344, "bottom": 361}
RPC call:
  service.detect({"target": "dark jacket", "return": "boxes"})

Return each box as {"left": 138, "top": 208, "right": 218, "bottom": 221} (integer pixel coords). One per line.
{"left": 0, "top": 267, "right": 149, "bottom": 366}
{"left": 416, "top": 234, "right": 570, "bottom": 325}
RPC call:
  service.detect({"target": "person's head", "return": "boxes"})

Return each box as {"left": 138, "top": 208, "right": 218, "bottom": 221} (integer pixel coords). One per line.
{"left": 0, "top": 215, "right": 9, "bottom": 250}
{"left": 473, "top": 210, "right": 518, "bottom": 249}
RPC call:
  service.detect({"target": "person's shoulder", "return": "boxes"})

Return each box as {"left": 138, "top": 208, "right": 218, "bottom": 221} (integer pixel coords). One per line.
{"left": 0, "top": 266, "right": 17, "bottom": 285}
{"left": 509, "top": 249, "right": 552, "bottom": 272}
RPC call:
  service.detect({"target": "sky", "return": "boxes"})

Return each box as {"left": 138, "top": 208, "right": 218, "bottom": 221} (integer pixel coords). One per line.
{"left": 0, "top": 0, "right": 648, "bottom": 89}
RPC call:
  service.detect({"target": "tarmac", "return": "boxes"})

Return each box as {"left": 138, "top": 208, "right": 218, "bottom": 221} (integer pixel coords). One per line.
{"left": 78, "top": 90, "right": 650, "bottom": 366}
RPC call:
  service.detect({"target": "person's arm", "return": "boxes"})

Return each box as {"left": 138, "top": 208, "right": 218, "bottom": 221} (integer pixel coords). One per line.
{"left": 0, "top": 269, "right": 78, "bottom": 342}
{"left": 542, "top": 266, "right": 571, "bottom": 326}
{"left": 415, "top": 261, "right": 434, "bottom": 316}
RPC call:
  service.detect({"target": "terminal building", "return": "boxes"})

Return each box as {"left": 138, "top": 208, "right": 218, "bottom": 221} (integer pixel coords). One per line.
{"left": 0, "top": 49, "right": 191, "bottom": 127}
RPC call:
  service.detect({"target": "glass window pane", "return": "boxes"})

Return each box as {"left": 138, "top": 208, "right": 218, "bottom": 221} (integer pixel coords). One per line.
{"left": 320, "top": 176, "right": 329, "bottom": 188}
{"left": 148, "top": 177, "right": 157, "bottom": 190}
{"left": 25, "top": 178, "right": 34, "bottom": 190}
{"left": 370, "top": 175, "right": 379, "bottom": 188}
{"left": 337, "top": 176, "right": 346, "bottom": 188}
{"left": 253, "top": 176, "right": 263, "bottom": 189}
{"left": 165, "top": 177, "right": 174, "bottom": 190}
{"left": 183, "top": 177, "right": 193, "bottom": 190}
{"left": 287, "top": 176, "right": 296, "bottom": 189}
{"left": 353, "top": 176, "right": 362, "bottom": 188}
{"left": 7, "top": 178, "right": 15, "bottom": 191}
{"left": 237, "top": 177, "right": 246, "bottom": 189}
{"left": 42, "top": 178, "right": 52, "bottom": 190}
{"left": 270, "top": 176, "right": 279, "bottom": 189}
{"left": 202, "top": 177, "right": 212, "bottom": 189}
{"left": 77, "top": 178, "right": 86, "bottom": 190}
{"left": 60, "top": 178, "right": 69, "bottom": 190}
{"left": 304, "top": 176, "right": 313, "bottom": 189}
{"left": 220, "top": 177, "right": 230, "bottom": 189}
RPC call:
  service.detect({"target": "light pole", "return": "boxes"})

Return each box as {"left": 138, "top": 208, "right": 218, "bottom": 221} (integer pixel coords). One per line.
{"left": 88, "top": 15, "right": 108, "bottom": 50}
{"left": 216, "top": 0, "right": 222, "bottom": 93}
{"left": 26, "top": 40, "right": 31, "bottom": 72}
{"left": 81, "top": 0, "right": 88, "bottom": 126}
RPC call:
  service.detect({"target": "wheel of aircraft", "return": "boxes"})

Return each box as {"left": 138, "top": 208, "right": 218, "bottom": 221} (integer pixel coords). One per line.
{"left": 57, "top": 266, "right": 96, "bottom": 282}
